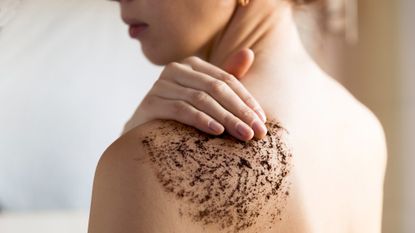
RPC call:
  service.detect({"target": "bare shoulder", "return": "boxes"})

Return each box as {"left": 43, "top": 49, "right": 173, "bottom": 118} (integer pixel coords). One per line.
{"left": 96, "top": 118, "right": 295, "bottom": 233}
{"left": 346, "top": 98, "right": 388, "bottom": 195}
{"left": 337, "top": 85, "right": 388, "bottom": 171}
{"left": 321, "top": 74, "right": 387, "bottom": 166}
{"left": 330, "top": 84, "right": 388, "bottom": 232}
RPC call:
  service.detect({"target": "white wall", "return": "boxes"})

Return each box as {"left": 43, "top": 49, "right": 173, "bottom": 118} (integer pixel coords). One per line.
{"left": 0, "top": 0, "right": 161, "bottom": 211}
{"left": 401, "top": 0, "right": 415, "bottom": 232}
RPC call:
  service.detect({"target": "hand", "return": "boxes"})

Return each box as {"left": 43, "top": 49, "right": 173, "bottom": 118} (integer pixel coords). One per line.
{"left": 122, "top": 49, "right": 267, "bottom": 142}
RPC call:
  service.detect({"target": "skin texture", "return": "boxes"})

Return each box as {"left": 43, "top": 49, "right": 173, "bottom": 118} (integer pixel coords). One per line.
{"left": 140, "top": 119, "right": 292, "bottom": 233}
{"left": 89, "top": 117, "right": 293, "bottom": 233}
{"left": 89, "top": 0, "right": 388, "bottom": 232}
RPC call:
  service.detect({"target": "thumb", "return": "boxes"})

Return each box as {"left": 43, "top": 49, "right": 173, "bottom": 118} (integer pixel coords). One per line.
{"left": 221, "top": 48, "right": 255, "bottom": 79}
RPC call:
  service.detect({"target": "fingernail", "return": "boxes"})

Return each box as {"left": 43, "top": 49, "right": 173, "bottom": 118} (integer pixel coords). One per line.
{"left": 252, "top": 120, "right": 267, "bottom": 136}
{"left": 255, "top": 108, "right": 267, "bottom": 123}
{"left": 237, "top": 123, "right": 252, "bottom": 139}
{"left": 208, "top": 121, "right": 224, "bottom": 134}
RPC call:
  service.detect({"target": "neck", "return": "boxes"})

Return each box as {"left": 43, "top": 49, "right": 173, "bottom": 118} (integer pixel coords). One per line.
{"left": 197, "top": 0, "right": 316, "bottom": 85}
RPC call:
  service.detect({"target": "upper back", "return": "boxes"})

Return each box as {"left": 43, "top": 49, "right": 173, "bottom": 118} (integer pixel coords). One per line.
{"left": 257, "top": 74, "right": 387, "bottom": 233}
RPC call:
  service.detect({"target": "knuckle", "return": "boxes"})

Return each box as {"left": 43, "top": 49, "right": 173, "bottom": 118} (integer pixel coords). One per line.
{"left": 151, "top": 79, "right": 168, "bottom": 94}
{"left": 141, "top": 95, "right": 156, "bottom": 108}
{"left": 159, "top": 71, "right": 168, "bottom": 80}
{"left": 223, "top": 114, "right": 236, "bottom": 126}
{"left": 191, "top": 56, "right": 202, "bottom": 64}
{"left": 152, "top": 79, "right": 163, "bottom": 88}
{"left": 191, "top": 91, "right": 208, "bottom": 105}
{"left": 183, "top": 56, "right": 200, "bottom": 65}
{"left": 220, "top": 73, "right": 237, "bottom": 85}
{"left": 194, "top": 111, "right": 207, "bottom": 123}
{"left": 240, "top": 107, "right": 256, "bottom": 122}
{"left": 171, "top": 101, "right": 189, "bottom": 116}
{"left": 166, "top": 62, "right": 180, "bottom": 70}
{"left": 209, "top": 80, "right": 226, "bottom": 94}
{"left": 242, "top": 95, "right": 256, "bottom": 108}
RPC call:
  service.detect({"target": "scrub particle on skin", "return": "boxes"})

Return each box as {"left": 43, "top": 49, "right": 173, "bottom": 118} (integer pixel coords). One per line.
{"left": 141, "top": 119, "right": 293, "bottom": 233}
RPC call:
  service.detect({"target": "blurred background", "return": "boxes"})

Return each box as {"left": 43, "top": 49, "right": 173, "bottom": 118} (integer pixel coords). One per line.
{"left": 0, "top": 0, "right": 413, "bottom": 232}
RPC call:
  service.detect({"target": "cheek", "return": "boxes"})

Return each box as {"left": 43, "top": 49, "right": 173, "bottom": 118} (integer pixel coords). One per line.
{"left": 139, "top": 1, "right": 235, "bottom": 65}
{"left": 139, "top": 25, "right": 191, "bottom": 65}
{"left": 140, "top": 17, "right": 207, "bottom": 65}
{"left": 137, "top": 5, "right": 193, "bottom": 65}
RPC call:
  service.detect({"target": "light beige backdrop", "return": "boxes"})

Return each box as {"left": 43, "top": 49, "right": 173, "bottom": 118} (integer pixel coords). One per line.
{"left": 298, "top": 0, "right": 413, "bottom": 232}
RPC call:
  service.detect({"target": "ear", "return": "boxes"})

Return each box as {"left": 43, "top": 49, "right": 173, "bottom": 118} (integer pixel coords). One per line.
{"left": 221, "top": 48, "right": 255, "bottom": 79}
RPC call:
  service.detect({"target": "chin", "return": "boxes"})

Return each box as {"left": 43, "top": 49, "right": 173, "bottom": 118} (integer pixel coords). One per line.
{"left": 141, "top": 44, "right": 198, "bottom": 66}
{"left": 142, "top": 52, "right": 168, "bottom": 66}
{"left": 141, "top": 46, "right": 182, "bottom": 66}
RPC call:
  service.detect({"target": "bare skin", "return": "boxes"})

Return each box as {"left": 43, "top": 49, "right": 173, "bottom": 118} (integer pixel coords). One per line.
{"left": 88, "top": 0, "right": 387, "bottom": 233}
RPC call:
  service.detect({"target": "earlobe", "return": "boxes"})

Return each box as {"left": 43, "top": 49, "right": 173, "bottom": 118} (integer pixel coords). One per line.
{"left": 238, "top": 0, "right": 250, "bottom": 7}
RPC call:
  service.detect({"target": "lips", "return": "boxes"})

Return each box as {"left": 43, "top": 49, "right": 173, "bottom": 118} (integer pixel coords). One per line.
{"left": 122, "top": 16, "right": 149, "bottom": 39}
{"left": 129, "top": 23, "right": 148, "bottom": 38}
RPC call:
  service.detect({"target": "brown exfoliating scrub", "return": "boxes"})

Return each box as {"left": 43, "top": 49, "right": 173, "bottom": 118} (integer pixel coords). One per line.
{"left": 141, "top": 119, "right": 292, "bottom": 233}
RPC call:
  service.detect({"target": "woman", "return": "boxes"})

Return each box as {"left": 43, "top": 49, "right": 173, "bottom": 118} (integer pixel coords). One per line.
{"left": 88, "top": 0, "right": 387, "bottom": 232}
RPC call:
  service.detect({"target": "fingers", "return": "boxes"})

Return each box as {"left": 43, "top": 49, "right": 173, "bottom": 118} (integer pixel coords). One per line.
{"left": 222, "top": 48, "right": 255, "bottom": 78}
{"left": 182, "top": 56, "right": 266, "bottom": 123}
{"left": 159, "top": 62, "right": 267, "bottom": 140}
{"left": 143, "top": 95, "right": 227, "bottom": 137}
{"left": 149, "top": 79, "right": 256, "bottom": 141}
